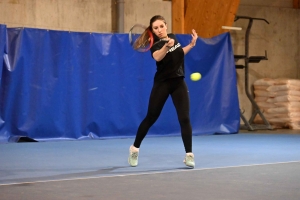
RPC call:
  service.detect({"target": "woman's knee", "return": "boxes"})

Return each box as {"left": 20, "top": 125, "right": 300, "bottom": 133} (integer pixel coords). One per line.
{"left": 178, "top": 116, "right": 191, "bottom": 126}
{"left": 145, "top": 112, "right": 160, "bottom": 124}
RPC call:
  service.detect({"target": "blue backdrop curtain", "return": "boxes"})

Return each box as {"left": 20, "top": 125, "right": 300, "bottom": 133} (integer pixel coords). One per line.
{"left": 0, "top": 25, "right": 240, "bottom": 142}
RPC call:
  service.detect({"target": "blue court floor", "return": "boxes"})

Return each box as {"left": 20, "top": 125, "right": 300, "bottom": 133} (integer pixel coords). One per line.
{"left": 0, "top": 132, "right": 300, "bottom": 200}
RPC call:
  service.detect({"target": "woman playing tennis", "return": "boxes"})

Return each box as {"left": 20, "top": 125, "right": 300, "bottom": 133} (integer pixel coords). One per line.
{"left": 129, "top": 15, "right": 198, "bottom": 168}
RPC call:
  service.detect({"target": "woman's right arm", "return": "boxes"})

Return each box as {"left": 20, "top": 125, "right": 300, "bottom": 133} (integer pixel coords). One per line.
{"left": 152, "top": 39, "right": 174, "bottom": 62}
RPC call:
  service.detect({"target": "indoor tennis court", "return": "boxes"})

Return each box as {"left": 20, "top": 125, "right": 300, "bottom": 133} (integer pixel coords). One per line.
{"left": 1, "top": 1, "right": 300, "bottom": 200}
{"left": 1, "top": 131, "right": 300, "bottom": 199}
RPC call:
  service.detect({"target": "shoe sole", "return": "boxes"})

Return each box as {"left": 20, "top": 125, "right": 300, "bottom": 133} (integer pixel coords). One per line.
{"left": 185, "top": 163, "right": 195, "bottom": 168}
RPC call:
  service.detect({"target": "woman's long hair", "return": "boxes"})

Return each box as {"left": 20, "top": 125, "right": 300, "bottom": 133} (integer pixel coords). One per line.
{"left": 133, "top": 27, "right": 152, "bottom": 50}
{"left": 133, "top": 15, "right": 167, "bottom": 50}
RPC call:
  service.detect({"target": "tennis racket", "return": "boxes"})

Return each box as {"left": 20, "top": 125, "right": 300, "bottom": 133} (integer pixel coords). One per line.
{"left": 129, "top": 24, "right": 169, "bottom": 52}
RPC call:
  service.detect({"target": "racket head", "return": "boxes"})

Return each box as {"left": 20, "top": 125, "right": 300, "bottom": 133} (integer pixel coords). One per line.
{"left": 129, "top": 24, "right": 154, "bottom": 52}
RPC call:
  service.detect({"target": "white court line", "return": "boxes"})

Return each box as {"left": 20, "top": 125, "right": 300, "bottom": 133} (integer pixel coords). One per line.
{"left": 1, "top": 160, "right": 300, "bottom": 186}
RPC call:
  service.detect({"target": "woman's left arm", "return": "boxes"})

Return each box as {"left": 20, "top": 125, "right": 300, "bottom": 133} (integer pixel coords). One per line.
{"left": 182, "top": 29, "right": 198, "bottom": 55}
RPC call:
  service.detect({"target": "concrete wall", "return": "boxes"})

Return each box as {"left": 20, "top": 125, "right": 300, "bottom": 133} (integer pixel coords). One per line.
{"left": 0, "top": 0, "right": 112, "bottom": 32}
{"left": 0, "top": 0, "right": 171, "bottom": 33}
{"left": 124, "top": 0, "right": 171, "bottom": 33}
{"left": 0, "top": 0, "right": 299, "bottom": 126}
{"left": 232, "top": 5, "right": 300, "bottom": 120}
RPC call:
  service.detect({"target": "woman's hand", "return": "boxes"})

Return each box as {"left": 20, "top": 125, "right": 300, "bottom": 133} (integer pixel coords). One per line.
{"left": 165, "top": 38, "right": 175, "bottom": 48}
{"left": 189, "top": 29, "right": 198, "bottom": 47}
{"left": 182, "top": 29, "right": 198, "bottom": 55}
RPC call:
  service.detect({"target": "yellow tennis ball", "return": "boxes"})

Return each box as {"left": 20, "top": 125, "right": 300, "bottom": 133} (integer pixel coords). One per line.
{"left": 190, "top": 72, "right": 201, "bottom": 81}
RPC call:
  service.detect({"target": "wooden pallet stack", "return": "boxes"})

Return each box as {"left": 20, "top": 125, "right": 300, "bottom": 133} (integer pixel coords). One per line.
{"left": 253, "top": 78, "right": 300, "bottom": 129}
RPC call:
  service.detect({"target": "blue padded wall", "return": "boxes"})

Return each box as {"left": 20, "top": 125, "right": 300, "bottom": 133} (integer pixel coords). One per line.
{"left": 0, "top": 25, "right": 239, "bottom": 142}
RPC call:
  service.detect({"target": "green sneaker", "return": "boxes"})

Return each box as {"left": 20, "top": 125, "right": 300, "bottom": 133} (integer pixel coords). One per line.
{"left": 128, "top": 145, "right": 139, "bottom": 167}
{"left": 184, "top": 153, "right": 195, "bottom": 168}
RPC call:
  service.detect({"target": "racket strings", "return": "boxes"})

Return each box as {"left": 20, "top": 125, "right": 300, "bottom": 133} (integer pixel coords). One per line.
{"left": 129, "top": 25, "right": 153, "bottom": 52}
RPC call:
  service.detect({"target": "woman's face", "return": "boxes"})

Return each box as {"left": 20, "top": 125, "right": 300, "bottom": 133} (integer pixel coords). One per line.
{"left": 151, "top": 20, "right": 167, "bottom": 39}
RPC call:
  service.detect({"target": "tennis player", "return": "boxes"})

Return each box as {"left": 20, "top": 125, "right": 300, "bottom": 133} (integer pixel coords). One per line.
{"left": 128, "top": 15, "right": 198, "bottom": 168}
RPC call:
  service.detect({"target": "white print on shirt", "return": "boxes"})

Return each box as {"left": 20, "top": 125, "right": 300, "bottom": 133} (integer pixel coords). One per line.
{"left": 167, "top": 43, "right": 181, "bottom": 53}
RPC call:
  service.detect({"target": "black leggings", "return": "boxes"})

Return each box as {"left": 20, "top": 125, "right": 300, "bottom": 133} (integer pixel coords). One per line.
{"left": 133, "top": 77, "right": 192, "bottom": 153}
